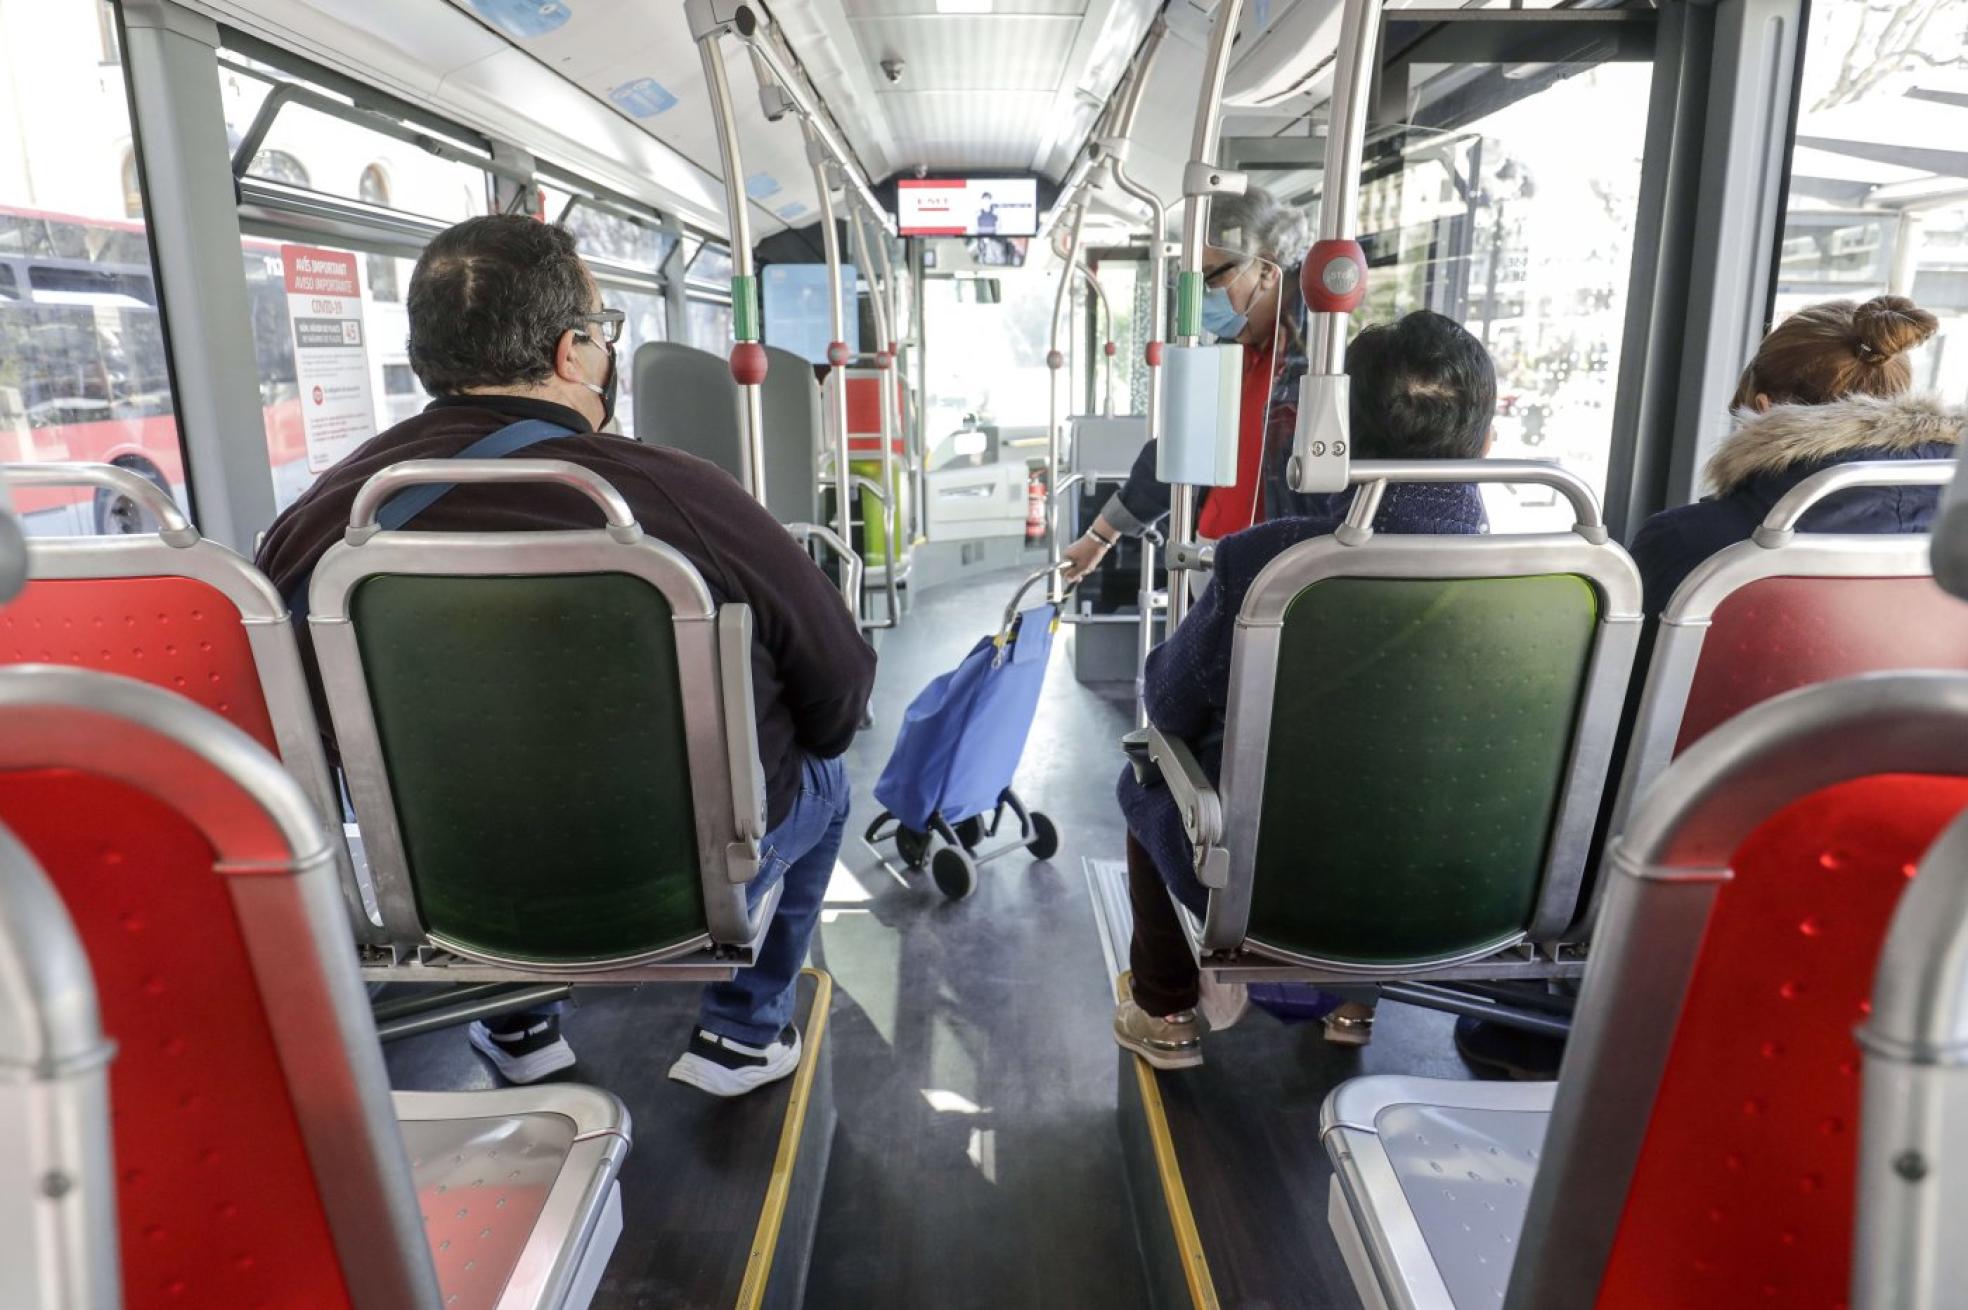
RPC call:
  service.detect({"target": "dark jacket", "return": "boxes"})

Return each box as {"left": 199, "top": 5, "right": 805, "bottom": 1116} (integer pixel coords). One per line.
{"left": 1099, "top": 275, "right": 1327, "bottom": 537}
{"left": 1632, "top": 393, "right": 1965, "bottom": 614}
{"left": 1118, "top": 482, "right": 1489, "bottom": 909}
{"left": 257, "top": 394, "right": 876, "bottom": 830}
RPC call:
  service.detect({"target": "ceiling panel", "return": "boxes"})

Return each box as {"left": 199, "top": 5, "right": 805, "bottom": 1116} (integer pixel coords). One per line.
{"left": 846, "top": 0, "right": 1089, "bottom": 14}
{"left": 850, "top": 15, "right": 1081, "bottom": 92}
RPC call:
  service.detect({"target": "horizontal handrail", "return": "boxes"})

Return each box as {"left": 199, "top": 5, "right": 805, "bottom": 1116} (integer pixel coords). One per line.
{"left": 1, "top": 462, "right": 196, "bottom": 545}
{"left": 1754, "top": 459, "right": 1955, "bottom": 545}
{"left": 1344, "top": 459, "right": 1606, "bottom": 542}
{"left": 347, "top": 460, "right": 640, "bottom": 545}
{"left": 784, "top": 521, "right": 865, "bottom": 611}
{"left": 1052, "top": 470, "right": 1135, "bottom": 500}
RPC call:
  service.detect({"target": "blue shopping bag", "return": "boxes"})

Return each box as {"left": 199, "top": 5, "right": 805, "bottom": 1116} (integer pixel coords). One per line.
{"left": 873, "top": 603, "right": 1058, "bottom": 831}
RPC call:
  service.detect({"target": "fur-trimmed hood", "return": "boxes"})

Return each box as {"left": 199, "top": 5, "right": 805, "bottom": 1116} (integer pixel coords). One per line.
{"left": 1706, "top": 391, "right": 1965, "bottom": 494}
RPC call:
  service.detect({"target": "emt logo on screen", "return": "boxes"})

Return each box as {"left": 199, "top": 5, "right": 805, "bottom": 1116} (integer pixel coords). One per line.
{"left": 898, "top": 178, "right": 1037, "bottom": 238}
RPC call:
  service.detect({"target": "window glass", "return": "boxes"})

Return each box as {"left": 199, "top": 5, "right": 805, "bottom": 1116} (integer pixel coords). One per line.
{"left": 763, "top": 262, "right": 860, "bottom": 364}
{"left": 0, "top": 0, "right": 187, "bottom": 537}
{"left": 1361, "top": 60, "right": 1653, "bottom": 531}
{"left": 686, "top": 296, "right": 733, "bottom": 354}
{"left": 218, "top": 59, "right": 490, "bottom": 223}
{"left": 923, "top": 247, "right": 1070, "bottom": 442}
{"left": 1777, "top": 1, "right": 1968, "bottom": 401}
{"left": 689, "top": 242, "right": 734, "bottom": 287}
{"left": 603, "top": 285, "right": 666, "bottom": 437}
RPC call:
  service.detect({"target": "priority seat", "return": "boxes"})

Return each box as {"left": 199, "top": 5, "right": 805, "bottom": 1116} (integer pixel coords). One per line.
{"left": 0, "top": 461, "right": 378, "bottom": 943}
{"left": 0, "top": 664, "right": 630, "bottom": 1309}
{"left": 1147, "top": 461, "right": 1643, "bottom": 982}
{"left": 307, "top": 458, "right": 778, "bottom": 979}
{"left": 1322, "top": 671, "right": 1968, "bottom": 1308}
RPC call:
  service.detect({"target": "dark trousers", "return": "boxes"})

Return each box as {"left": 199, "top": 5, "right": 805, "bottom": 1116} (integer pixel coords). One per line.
{"left": 1127, "top": 832, "right": 1201, "bottom": 1017}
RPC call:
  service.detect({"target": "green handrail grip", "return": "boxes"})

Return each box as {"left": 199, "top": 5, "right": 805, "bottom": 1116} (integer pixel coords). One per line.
{"left": 731, "top": 273, "right": 761, "bottom": 343}
{"left": 1177, "top": 269, "right": 1203, "bottom": 340}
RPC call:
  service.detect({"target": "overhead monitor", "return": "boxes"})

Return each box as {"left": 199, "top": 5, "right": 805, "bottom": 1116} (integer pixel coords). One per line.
{"left": 898, "top": 178, "right": 1038, "bottom": 238}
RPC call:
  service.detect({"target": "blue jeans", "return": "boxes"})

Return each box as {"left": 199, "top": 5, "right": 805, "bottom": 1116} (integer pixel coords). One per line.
{"left": 699, "top": 751, "right": 850, "bottom": 1048}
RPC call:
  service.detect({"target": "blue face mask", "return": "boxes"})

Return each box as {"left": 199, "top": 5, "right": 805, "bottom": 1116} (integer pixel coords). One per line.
{"left": 1200, "top": 285, "right": 1248, "bottom": 340}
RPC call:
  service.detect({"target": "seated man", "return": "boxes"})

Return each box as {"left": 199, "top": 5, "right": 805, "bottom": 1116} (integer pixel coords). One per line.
{"left": 1112, "top": 310, "right": 1497, "bottom": 1068}
{"left": 258, "top": 214, "right": 876, "bottom": 1096}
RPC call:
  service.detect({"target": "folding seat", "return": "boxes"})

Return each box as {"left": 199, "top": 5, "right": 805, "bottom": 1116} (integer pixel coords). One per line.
{"left": 307, "top": 457, "right": 777, "bottom": 979}
{"left": 1323, "top": 670, "right": 1968, "bottom": 1308}
{"left": 0, "top": 462, "right": 377, "bottom": 943}
{"left": 0, "top": 663, "right": 629, "bottom": 1308}
{"left": 1146, "top": 462, "right": 1643, "bottom": 982}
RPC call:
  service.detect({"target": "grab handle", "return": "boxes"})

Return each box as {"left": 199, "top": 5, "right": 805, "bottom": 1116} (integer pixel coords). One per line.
{"left": 1, "top": 462, "right": 197, "bottom": 546}
{"left": 1342, "top": 459, "right": 1606, "bottom": 543}
{"left": 1753, "top": 460, "right": 1955, "bottom": 547}
{"left": 346, "top": 460, "right": 642, "bottom": 545}
{"left": 999, "top": 563, "right": 1069, "bottom": 639}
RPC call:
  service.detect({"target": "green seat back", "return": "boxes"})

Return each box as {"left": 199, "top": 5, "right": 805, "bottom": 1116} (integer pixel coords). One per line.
{"left": 1246, "top": 573, "right": 1598, "bottom": 964}
{"left": 351, "top": 572, "right": 705, "bottom": 962}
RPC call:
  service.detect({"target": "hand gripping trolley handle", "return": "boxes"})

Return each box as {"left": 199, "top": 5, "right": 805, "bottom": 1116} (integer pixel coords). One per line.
{"left": 864, "top": 565, "right": 1066, "bottom": 898}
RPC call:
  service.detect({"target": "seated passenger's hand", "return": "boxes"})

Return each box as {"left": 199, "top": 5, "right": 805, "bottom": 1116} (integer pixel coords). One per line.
{"left": 1061, "top": 530, "right": 1113, "bottom": 583}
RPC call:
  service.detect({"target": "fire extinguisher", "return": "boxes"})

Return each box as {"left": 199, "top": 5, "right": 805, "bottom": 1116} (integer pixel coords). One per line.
{"left": 1025, "top": 466, "right": 1047, "bottom": 543}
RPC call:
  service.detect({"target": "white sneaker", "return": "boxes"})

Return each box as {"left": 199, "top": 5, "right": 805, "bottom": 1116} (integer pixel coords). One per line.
{"left": 668, "top": 1025, "right": 803, "bottom": 1097}
{"left": 1113, "top": 999, "right": 1204, "bottom": 1070}
{"left": 1197, "top": 972, "right": 1250, "bottom": 1033}
{"left": 468, "top": 1016, "right": 577, "bottom": 1085}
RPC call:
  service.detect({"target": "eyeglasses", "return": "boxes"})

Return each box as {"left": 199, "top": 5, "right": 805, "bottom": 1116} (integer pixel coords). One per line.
{"left": 570, "top": 307, "right": 626, "bottom": 345}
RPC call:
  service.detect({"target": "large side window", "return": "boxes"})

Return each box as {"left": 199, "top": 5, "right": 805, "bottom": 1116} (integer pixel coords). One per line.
{"left": 1776, "top": 0, "right": 1968, "bottom": 399}
{"left": 0, "top": 0, "right": 187, "bottom": 536}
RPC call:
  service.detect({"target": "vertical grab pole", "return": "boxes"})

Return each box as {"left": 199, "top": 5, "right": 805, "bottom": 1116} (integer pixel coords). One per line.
{"left": 1047, "top": 199, "right": 1090, "bottom": 603}
{"left": 807, "top": 125, "right": 857, "bottom": 614}
{"left": 1288, "top": 0, "right": 1380, "bottom": 494}
{"left": 689, "top": 1, "right": 768, "bottom": 505}
{"left": 1167, "top": 0, "right": 1246, "bottom": 632}
{"left": 848, "top": 203, "right": 902, "bottom": 627}
{"left": 909, "top": 237, "right": 930, "bottom": 546}
{"left": 869, "top": 227, "right": 915, "bottom": 553}
{"left": 1075, "top": 264, "right": 1116, "bottom": 418}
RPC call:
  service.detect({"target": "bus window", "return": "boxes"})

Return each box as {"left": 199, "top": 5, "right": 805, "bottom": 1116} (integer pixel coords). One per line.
{"left": 686, "top": 296, "right": 735, "bottom": 354}
{"left": 1361, "top": 61, "right": 1653, "bottom": 533}
{"left": 0, "top": 0, "right": 187, "bottom": 537}
{"left": 605, "top": 286, "right": 666, "bottom": 437}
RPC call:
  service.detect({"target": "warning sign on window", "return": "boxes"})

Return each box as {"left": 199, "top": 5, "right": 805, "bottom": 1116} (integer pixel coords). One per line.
{"left": 281, "top": 244, "right": 377, "bottom": 472}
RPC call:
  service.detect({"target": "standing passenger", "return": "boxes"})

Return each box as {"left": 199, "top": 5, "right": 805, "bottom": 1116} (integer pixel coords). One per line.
{"left": 1111, "top": 312, "right": 1498, "bottom": 1069}
{"left": 258, "top": 215, "right": 876, "bottom": 1096}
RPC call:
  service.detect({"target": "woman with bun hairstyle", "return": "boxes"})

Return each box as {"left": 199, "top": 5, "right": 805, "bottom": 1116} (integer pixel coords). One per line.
{"left": 1631, "top": 295, "right": 1965, "bottom": 612}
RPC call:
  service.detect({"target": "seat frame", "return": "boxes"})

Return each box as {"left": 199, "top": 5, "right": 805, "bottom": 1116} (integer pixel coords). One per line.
{"left": 1321, "top": 671, "right": 1968, "bottom": 1309}
{"left": 2, "top": 462, "right": 378, "bottom": 944}
{"left": 0, "top": 663, "right": 631, "bottom": 1309}
{"left": 1152, "top": 461, "right": 1643, "bottom": 982}
{"left": 308, "top": 459, "right": 773, "bottom": 979}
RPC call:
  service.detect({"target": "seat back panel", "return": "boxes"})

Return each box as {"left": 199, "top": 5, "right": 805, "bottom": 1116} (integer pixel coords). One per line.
{"left": 0, "top": 769, "right": 353, "bottom": 1310}
{"left": 1595, "top": 773, "right": 1968, "bottom": 1309}
{"left": 1249, "top": 574, "right": 1598, "bottom": 962}
{"left": 1678, "top": 575, "right": 1968, "bottom": 752}
{"left": 351, "top": 571, "right": 705, "bottom": 961}
{"left": 0, "top": 576, "right": 280, "bottom": 754}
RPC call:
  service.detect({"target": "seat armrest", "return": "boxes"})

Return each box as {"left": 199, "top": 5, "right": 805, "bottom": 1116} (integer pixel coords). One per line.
{"left": 1147, "top": 725, "right": 1229, "bottom": 888}
{"left": 1121, "top": 726, "right": 1159, "bottom": 783}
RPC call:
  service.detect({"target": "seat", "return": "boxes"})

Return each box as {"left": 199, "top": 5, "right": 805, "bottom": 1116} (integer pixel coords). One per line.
{"left": 0, "top": 664, "right": 629, "bottom": 1309}
{"left": 1323, "top": 671, "right": 1968, "bottom": 1308}
{"left": 0, "top": 462, "right": 378, "bottom": 943}
{"left": 631, "top": 339, "right": 817, "bottom": 525}
{"left": 1148, "top": 461, "right": 1643, "bottom": 982}
{"left": 1612, "top": 460, "right": 1968, "bottom": 848}
{"left": 307, "top": 457, "right": 776, "bottom": 980}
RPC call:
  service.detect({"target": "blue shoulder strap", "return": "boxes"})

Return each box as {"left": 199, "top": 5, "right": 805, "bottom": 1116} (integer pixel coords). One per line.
{"left": 374, "top": 418, "right": 575, "bottom": 530}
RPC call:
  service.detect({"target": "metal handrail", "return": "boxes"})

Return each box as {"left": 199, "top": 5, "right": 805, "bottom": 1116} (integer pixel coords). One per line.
{"left": 2, "top": 463, "right": 197, "bottom": 546}
{"left": 1340, "top": 460, "right": 1607, "bottom": 542}
{"left": 1753, "top": 459, "right": 1955, "bottom": 545}
{"left": 346, "top": 460, "right": 641, "bottom": 544}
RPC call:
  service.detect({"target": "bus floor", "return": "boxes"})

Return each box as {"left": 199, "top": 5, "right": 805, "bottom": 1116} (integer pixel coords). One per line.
{"left": 382, "top": 565, "right": 1503, "bottom": 1309}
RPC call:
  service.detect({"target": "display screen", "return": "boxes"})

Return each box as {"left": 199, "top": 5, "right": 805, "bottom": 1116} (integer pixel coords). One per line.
{"left": 898, "top": 178, "right": 1038, "bottom": 238}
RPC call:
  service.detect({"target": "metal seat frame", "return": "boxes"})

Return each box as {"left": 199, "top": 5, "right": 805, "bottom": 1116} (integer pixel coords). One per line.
{"left": 308, "top": 459, "right": 776, "bottom": 982}
{"left": 1149, "top": 461, "right": 1644, "bottom": 983}
{"left": 1322, "top": 670, "right": 1968, "bottom": 1309}
{"left": 0, "top": 664, "right": 631, "bottom": 1310}
{"left": 0, "top": 462, "right": 378, "bottom": 945}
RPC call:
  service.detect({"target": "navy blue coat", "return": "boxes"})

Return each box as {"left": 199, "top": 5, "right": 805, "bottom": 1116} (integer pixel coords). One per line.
{"left": 1632, "top": 394, "right": 1963, "bottom": 614}
{"left": 1118, "top": 482, "right": 1489, "bottom": 911}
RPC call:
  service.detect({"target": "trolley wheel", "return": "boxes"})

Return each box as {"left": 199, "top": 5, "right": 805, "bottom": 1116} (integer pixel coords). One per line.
{"left": 1026, "top": 811, "right": 1060, "bottom": 861}
{"left": 954, "top": 816, "right": 985, "bottom": 850}
{"left": 931, "top": 846, "right": 977, "bottom": 900}
{"left": 895, "top": 826, "right": 931, "bottom": 871}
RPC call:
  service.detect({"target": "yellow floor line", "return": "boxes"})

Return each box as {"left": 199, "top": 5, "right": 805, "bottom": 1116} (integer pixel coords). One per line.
{"left": 1118, "top": 973, "right": 1221, "bottom": 1310}
{"left": 735, "top": 967, "right": 834, "bottom": 1310}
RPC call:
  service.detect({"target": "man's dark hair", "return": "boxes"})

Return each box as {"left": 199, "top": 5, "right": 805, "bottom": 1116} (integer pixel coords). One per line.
{"left": 406, "top": 214, "right": 591, "bottom": 395}
{"left": 1346, "top": 310, "right": 1497, "bottom": 459}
